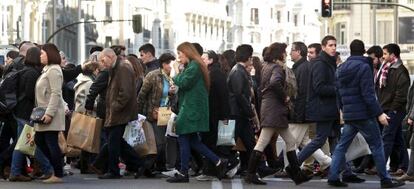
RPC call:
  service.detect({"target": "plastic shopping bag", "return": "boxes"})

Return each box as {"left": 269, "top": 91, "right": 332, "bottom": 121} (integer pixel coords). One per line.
{"left": 123, "top": 114, "right": 147, "bottom": 147}
{"left": 15, "top": 124, "right": 36, "bottom": 156}
{"left": 217, "top": 120, "right": 236, "bottom": 146}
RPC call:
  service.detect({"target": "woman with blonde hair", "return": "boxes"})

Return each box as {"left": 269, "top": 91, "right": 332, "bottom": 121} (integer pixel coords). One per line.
{"left": 166, "top": 42, "right": 227, "bottom": 183}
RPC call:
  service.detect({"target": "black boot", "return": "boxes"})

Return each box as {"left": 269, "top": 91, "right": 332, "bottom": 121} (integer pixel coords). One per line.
{"left": 244, "top": 150, "right": 266, "bottom": 185}
{"left": 285, "top": 151, "right": 312, "bottom": 185}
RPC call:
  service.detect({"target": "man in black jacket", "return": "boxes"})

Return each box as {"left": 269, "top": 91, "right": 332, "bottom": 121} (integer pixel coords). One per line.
{"left": 376, "top": 44, "right": 410, "bottom": 175}
{"left": 139, "top": 43, "right": 159, "bottom": 75}
{"left": 288, "top": 42, "right": 331, "bottom": 174}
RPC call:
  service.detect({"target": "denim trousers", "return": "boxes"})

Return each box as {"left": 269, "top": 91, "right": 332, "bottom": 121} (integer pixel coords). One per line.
{"left": 10, "top": 118, "right": 53, "bottom": 176}
{"left": 298, "top": 120, "right": 336, "bottom": 164}
{"left": 34, "top": 131, "right": 63, "bottom": 178}
{"left": 328, "top": 118, "right": 391, "bottom": 182}
{"left": 178, "top": 133, "right": 219, "bottom": 175}
{"left": 382, "top": 111, "right": 409, "bottom": 167}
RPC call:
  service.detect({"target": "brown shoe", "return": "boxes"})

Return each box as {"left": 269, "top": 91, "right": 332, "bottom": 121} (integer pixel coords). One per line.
{"left": 38, "top": 173, "right": 53, "bottom": 180}
{"left": 397, "top": 174, "right": 414, "bottom": 182}
{"left": 42, "top": 175, "right": 63, "bottom": 183}
{"left": 364, "top": 167, "right": 377, "bottom": 175}
{"left": 89, "top": 164, "right": 104, "bottom": 175}
{"left": 9, "top": 175, "right": 32, "bottom": 182}
{"left": 390, "top": 169, "right": 405, "bottom": 177}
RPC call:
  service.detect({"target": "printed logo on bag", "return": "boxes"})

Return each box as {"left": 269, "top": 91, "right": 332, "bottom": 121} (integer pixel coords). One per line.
{"left": 25, "top": 133, "right": 35, "bottom": 147}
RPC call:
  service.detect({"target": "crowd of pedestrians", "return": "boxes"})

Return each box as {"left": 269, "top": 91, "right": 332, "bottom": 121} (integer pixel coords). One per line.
{"left": 0, "top": 36, "right": 413, "bottom": 189}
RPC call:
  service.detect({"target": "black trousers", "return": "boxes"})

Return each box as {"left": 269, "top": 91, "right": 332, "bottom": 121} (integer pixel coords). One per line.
{"left": 34, "top": 131, "right": 63, "bottom": 178}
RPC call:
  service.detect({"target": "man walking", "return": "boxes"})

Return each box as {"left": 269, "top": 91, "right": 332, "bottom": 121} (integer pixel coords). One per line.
{"left": 329, "top": 39, "right": 404, "bottom": 188}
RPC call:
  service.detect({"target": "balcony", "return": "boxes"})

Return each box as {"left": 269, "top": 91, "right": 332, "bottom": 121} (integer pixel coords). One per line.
{"left": 333, "top": 0, "right": 351, "bottom": 10}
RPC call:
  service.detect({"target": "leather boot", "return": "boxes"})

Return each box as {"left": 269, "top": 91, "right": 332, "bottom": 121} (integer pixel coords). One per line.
{"left": 244, "top": 150, "right": 266, "bottom": 185}
{"left": 285, "top": 151, "right": 312, "bottom": 185}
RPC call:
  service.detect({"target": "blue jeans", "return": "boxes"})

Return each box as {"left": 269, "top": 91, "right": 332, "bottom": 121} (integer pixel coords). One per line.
{"left": 328, "top": 118, "right": 391, "bottom": 182}
{"left": 178, "top": 133, "right": 220, "bottom": 175}
{"left": 298, "top": 120, "right": 335, "bottom": 163}
{"left": 382, "top": 111, "right": 409, "bottom": 166}
{"left": 11, "top": 118, "right": 53, "bottom": 177}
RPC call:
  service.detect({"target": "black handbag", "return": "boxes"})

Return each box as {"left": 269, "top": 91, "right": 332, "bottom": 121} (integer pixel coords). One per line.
{"left": 30, "top": 107, "right": 46, "bottom": 124}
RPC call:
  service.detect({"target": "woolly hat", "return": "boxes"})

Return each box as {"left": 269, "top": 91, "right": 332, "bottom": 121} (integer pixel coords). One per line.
{"left": 41, "top": 43, "right": 61, "bottom": 65}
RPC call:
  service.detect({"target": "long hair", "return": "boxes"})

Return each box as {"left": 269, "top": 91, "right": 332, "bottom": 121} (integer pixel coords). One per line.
{"left": 177, "top": 42, "right": 210, "bottom": 91}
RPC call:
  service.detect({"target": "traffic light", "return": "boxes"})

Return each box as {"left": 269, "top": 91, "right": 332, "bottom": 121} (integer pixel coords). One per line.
{"left": 321, "top": 0, "right": 333, "bottom": 17}
{"left": 132, "top": 14, "right": 142, "bottom": 33}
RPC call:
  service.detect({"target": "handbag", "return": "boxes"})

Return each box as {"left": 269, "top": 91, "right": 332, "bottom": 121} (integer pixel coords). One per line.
{"left": 15, "top": 124, "right": 36, "bottom": 156}
{"left": 30, "top": 107, "right": 46, "bottom": 123}
{"left": 157, "top": 107, "right": 172, "bottom": 126}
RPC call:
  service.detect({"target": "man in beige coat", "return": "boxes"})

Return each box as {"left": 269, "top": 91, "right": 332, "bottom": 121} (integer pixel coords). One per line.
{"left": 97, "top": 48, "right": 141, "bottom": 179}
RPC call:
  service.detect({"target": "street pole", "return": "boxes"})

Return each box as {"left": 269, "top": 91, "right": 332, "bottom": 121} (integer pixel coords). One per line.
{"left": 77, "top": 0, "right": 85, "bottom": 65}
{"left": 394, "top": 0, "right": 399, "bottom": 43}
{"left": 373, "top": 0, "right": 376, "bottom": 45}
{"left": 20, "top": 0, "right": 25, "bottom": 41}
{"left": 52, "top": 0, "right": 56, "bottom": 43}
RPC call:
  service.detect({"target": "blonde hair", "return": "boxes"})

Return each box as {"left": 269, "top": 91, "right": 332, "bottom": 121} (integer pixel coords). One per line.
{"left": 177, "top": 42, "right": 210, "bottom": 91}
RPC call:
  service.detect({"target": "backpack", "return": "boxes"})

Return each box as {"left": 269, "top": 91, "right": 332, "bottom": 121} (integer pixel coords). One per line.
{"left": 0, "top": 68, "right": 25, "bottom": 114}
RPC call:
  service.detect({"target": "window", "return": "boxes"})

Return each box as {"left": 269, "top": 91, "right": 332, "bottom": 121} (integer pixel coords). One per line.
{"left": 303, "top": 15, "right": 306, "bottom": 25}
{"left": 378, "top": 20, "right": 392, "bottom": 44}
{"left": 277, "top": 11, "right": 281, "bottom": 23}
{"left": 335, "top": 22, "right": 347, "bottom": 45}
{"left": 376, "top": 0, "right": 393, "bottom": 9}
{"left": 294, "top": 14, "right": 298, "bottom": 26}
{"left": 409, "top": 0, "right": 414, "bottom": 4}
{"left": 250, "top": 32, "right": 261, "bottom": 43}
{"left": 333, "top": 0, "right": 351, "bottom": 10}
{"left": 250, "top": 8, "right": 259, "bottom": 24}
{"left": 287, "top": 11, "right": 290, "bottom": 22}
{"left": 105, "top": 1, "right": 112, "bottom": 19}
{"left": 270, "top": 8, "right": 273, "bottom": 19}
{"left": 105, "top": 36, "right": 112, "bottom": 47}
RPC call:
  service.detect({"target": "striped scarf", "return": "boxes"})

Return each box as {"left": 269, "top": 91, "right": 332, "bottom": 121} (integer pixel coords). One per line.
{"left": 379, "top": 57, "right": 398, "bottom": 88}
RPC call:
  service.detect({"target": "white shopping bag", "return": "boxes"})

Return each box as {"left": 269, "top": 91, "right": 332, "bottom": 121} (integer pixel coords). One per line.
{"left": 217, "top": 120, "right": 236, "bottom": 146}
{"left": 123, "top": 114, "right": 147, "bottom": 147}
{"left": 166, "top": 113, "right": 178, "bottom": 137}
{"left": 345, "top": 132, "right": 371, "bottom": 161}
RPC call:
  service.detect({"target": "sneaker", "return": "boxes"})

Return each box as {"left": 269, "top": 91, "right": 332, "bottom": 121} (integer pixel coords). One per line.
{"left": 9, "top": 175, "right": 32, "bottom": 182}
{"left": 397, "top": 174, "right": 414, "bottom": 182}
{"left": 162, "top": 169, "right": 179, "bottom": 178}
{"left": 342, "top": 175, "right": 365, "bottom": 183}
{"left": 196, "top": 174, "right": 217, "bottom": 181}
{"left": 381, "top": 179, "right": 405, "bottom": 188}
{"left": 328, "top": 180, "right": 348, "bottom": 187}
{"left": 166, "top": 172, "right": 189, "bottom": 183}
{"left": 98, "top": 173, "right": 122, "bottom": 179}
{"left": 226, "top": 162, "right": 240, "bottom": 178}
{"left": 42, "top": 175, "right": 63, "bottom": 183}
{"left": 215, "top": 159, "right": 228, "bottom": 180}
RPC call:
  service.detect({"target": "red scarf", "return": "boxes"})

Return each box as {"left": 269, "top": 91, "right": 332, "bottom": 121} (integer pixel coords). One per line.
{"left": 379, "top": 57, "right": 398, "bottom": 88}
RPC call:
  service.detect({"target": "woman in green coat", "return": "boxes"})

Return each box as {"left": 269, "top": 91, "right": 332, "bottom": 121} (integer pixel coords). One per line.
{"left": 166, "top": 42, "right": 227, "bottom": 183}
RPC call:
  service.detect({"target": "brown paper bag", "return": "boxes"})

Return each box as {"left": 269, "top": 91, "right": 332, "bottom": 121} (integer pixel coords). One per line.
{"left": 67, "top": 112, "right": 103, "bottom": 153}
{"left": 157, "top": 107, "right": 172, "bottom": 126}
{"left": 232, "top": 137, "right": 246, "bottom": 152}
{"left": 58, "top": 132, "right": 68, "bottom": 154}
{"left": 134, "top": 121, "right": 157, "bottom": 157}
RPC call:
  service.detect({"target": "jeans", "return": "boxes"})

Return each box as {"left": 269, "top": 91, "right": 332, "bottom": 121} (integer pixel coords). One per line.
{"left": 106, "top": 124, "right": 143, "bottom": 176}
{"left": 178, "top": 133, "right": 219, "bottom": 175}
{"left": 328, "top": 118, "right": 391, "bottom": 182}
{"left": 298, "top": 120, "right": 336, "bottom": 164}
{"left": 382, "top": 111, "right": 409, "bottom": 166}
{"left": 34, "top": 131, "right": 63, "bottom": 178}
{"left": 11, "top": 118, "right": 52, "bottom": 177}
{"left": 150, "top": 121, "right": 167, "bottom": 170}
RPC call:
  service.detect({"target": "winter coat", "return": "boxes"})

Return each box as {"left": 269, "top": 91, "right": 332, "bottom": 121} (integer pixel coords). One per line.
{"left": 173, "top": 60, "right": 209, "bottom": 135}
{"left": 405, "top": 82, "right": 414, "bottom": 121}
{"left": 145, "top": 59, "right": 160, "bottom": 75}
{"left": 260, "top": 62, "right": 288, "bottom": 128}
{"left": 208, "top": 62, "right": 230, "bottom": 122}
{"left": 376, "top": 59, "right": 410, "bottom": 112}
{"left": 14, "top": 65, "right": 41, "bottom": 121}
{"left": 104, "top": 58, "right": 138, "bottom": 127}
{"left": 227, "top": 63, "right": 254, "bottom": 119}
{"left": 306, "top": 51, "right": 339, "bottom": 121}
{"left": 336, "top": 56, "right": 383, "bottom": 121}
{"left": 85, "top": 69, "right": 108, "bottom": 119}
{"left": 34, "top": 65, "right": 65, "bottom": 132}
{"left": 74, "top": 74, "right": 94, "bottom": 113}
{"left": 290, "top": 57, "right": 311, "bottom": 123}
{"left": 137, "top": 69, "right": 167, "bottom": 123}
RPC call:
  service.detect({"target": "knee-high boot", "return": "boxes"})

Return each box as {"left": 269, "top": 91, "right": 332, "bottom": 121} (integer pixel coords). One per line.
{"left": 285, "top": 151, "right": 312, "bottom": 185}
{"left": 244, "top": 150, "right": 266, "bottom": 185}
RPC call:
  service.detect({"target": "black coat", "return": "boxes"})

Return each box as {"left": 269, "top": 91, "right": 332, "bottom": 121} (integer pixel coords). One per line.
{"left": 208, "top": 62, "right": 230, "bottom": 121}
{"left": 306, "top": 51, "right": 339, "bottom": 121}
{"left": 290, "top": 57, "right": 311, "bottom": 123}
{"left": 145, "top": 59, "right": 160, "bottom": 75}
{"left": 14, "top": 65, "right": 41, "bottom": 120}
{"left": 85, "top": 69, "right": 109, "bottom": 119}
{"left": 375, "top": 59, "right": 410, "bottom": 112}
{"left": 227, "top": 63, "right": 254, "bottom": 119}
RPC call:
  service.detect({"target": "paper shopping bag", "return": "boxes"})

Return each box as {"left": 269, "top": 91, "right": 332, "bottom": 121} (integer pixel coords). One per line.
{"left": 15, "top": 124, "right": 36, "bottom": 156}
{"left": 157, "top": 107, "right": 172, "bottom": 126}
{"left": 134, "top": 121, "right": 157, "bottom": 157}
{"left": 67, "top": 112, "right": 103, "bottom": 153}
